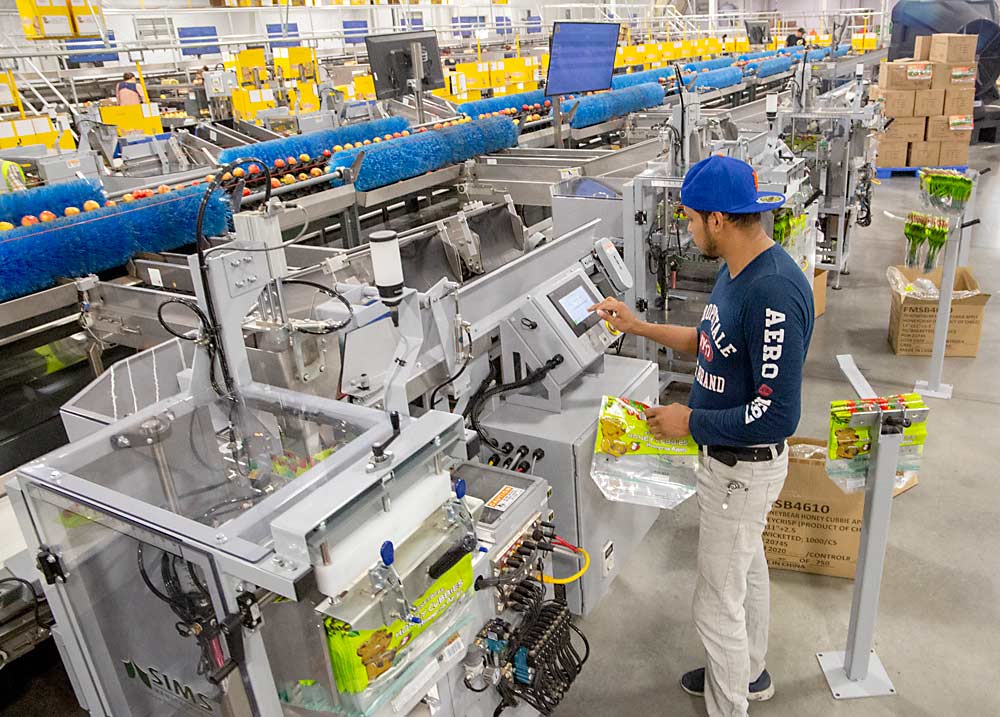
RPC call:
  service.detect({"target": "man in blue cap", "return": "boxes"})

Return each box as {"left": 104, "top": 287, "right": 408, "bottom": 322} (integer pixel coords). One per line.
{"left": 590, "top": 155, "right": 814, "bottom": 716}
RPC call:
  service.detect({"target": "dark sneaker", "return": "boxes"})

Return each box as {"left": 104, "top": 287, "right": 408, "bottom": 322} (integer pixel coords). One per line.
{"left": 748, "top": 669, "right": 774, "bottom": 701}
{"left": 680, "top": 668, "right": 706, "bottom": 696}
{"left": 680, "top": 668, "right": 775, "bottom": 701}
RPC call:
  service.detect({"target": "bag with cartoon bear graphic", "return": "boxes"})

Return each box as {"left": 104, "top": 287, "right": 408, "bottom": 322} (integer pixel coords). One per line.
{"left": 591, "top": 395, "right": 699, "bottom": 509}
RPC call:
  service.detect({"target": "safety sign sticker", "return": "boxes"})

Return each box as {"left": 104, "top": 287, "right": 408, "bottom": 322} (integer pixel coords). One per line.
{"left": 485, "top": 485, "right": 525, "bottom": 513}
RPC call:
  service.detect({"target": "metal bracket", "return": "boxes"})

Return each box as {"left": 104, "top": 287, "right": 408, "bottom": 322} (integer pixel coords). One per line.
{"left": 36, "top": 546, "right": 66, "bottom": 585}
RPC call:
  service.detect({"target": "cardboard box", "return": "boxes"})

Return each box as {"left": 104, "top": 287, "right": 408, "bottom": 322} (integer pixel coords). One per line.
{"left": 882, "top": 89, "right": 915, "bottom": 117}
{"left": 813, "top": 269, "right": 828, "bottom": 318}
{"left": 913, "top": 35, "right": 932, "bottom": 61}
{"left": 938, "top": 138, "right": 970, "bottom": 166}
{"left": 931, "top": 62, "right": 977, "bottom": 90}
{"left": 913, "top": 89, "right": 945, "bottom": 116}
{"left": 929, "top": 33, "right": 978, "bottom": 64}
{"left": 763, "top": 439, "right": 918, "bottom": 579}
{"left": 879, "top": 61, "right": 932, "bottom": 90}
{"left": 907, "top": 140, "right": 940, "bottom": 167}
{"left": 875, "top": 139, "right": 908, "bottom": 167}
{"left": 888, "top": 266, "right": 991, "bottom": 357}
{"left": 882, "top": 116, "right": 926, "bottom": 142}
{"left": 943, "top": 86, "right": 976, "bottom": 115}
{"left": 926, "top": 115, "right": 973, "bottom": 143}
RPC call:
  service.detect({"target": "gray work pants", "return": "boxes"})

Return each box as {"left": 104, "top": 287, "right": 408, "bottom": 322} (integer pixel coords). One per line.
{"left": 694, "top": 447, "right": 789, "bottom": 716}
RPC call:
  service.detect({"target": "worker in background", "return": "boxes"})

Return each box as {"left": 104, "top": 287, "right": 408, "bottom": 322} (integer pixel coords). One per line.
{"left": 589, "top": 155, "right": 814, "bottom": 717}
{"left": 194, "top": 65, "right": 209, "bottom": 85}
{"left": 116, "top": 72, "right": 145, "bottom": 105}
{"left": 786, "top": 27, "right": 806, "bottom": 47}
{"left": 0, "top": 159, "right": 26, "bottom": 192}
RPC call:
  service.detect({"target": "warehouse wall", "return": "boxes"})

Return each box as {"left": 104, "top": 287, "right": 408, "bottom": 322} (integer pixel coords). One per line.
{"left": 0, "top": 0, "right": 543, "bottom": 73}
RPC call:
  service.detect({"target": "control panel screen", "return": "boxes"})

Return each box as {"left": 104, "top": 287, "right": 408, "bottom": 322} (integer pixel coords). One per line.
{"left": 548, "top": 276, "right": 602, "bottom": 338}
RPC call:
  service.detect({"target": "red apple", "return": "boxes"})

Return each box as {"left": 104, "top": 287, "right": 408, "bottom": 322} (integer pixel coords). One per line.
{"left": 39, "top": 210, "right": 56, "bottom": 223}
{"left": 20, "top": 215, "right": 39, "bottom": 226}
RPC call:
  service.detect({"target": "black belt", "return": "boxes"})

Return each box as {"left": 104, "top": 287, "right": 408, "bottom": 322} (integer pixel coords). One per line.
{"left": 705, "top": 442, "right": 785, "bottom": 467}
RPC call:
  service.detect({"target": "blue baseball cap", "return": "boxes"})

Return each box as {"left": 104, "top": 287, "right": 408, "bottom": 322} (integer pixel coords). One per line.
{"left": 680, "top": 155, "right": 785, "bottom": 213}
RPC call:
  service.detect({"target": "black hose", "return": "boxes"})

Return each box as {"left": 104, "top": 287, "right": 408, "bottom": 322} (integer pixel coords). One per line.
{"left": 0, "top": 577, "right": 43, "bottom": 633}
{"left": 428, "top": 325, "right": 473, "bottom": 409}
{"left": 193, "top": 156, "right": 273, "bottom": 399}
{"left": 156, "top": 298, "right": 225, "bottom": 397}
{"left": 279, "top": 278, "right": 354, "bottom": 334}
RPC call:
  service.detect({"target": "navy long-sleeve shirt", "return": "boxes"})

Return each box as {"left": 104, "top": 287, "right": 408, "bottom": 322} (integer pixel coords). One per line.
{"left": 687, "top": 245, "right": 813, "bottom": 446}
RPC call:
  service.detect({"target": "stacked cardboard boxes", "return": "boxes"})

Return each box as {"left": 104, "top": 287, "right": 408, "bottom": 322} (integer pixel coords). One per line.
{"left": 874, "top": 33, "right": 977, "bottom": 169}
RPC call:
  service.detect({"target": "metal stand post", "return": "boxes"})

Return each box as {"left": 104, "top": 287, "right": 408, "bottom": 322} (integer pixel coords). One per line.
{"left": 915, "top": 170, "right": 984, "bottom": 399}
{"left": 411, "top": 41, "right": 426, "bottom": 125}
{"left": 552, "top": 95, "right": 564, "bottom": 149}
{"left": 818, "top": 355, "right": 927, "bottom": 699}
{"left": 913, "top": 225, "right": 959, "bottom": 399}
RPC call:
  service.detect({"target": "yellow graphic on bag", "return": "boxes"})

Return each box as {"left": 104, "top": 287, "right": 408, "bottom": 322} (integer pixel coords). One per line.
{"left": 828, "top": 393, "right": 928, "bottom": 460}
{"left": 324, "top": 553, "right": 473, "bottom": 694}
{"left": 594, "top": 395, "right": 697, "bottom": 458}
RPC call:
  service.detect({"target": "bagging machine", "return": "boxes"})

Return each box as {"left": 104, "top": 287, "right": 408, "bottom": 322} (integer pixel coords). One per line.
{"left": 5, "top": 183, "right": 656, "bottom": 715}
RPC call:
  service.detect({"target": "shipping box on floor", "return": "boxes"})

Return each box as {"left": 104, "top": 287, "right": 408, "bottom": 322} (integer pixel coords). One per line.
{"left": 926, "top": 115, "right": 973, "bottom": 143}
{"left": 888, "top": 266, "right": 991, "bottom": 357}
{"left": 938, "top": 139, "right": 971, "bottom": 166}
{"left": 875, "top": 139, "right": 908, "bottom": 167}
{"left": 882, "top": 116, "right": 925, "bottom": 142}
{"left": 932, "top": 62, "right": 977, "bottom": 90}
{"left": 913, "top": 35, "right": 932, "bottom": 61}
{"left": 928, "top": 33, "right": 978, "bottom": 64}
{"left": 879, "top": 61, "right": 932, "bottom": 90}
{"left": 943, "top": 86, "right": 976, "bottom": 115}
{"left": 763, "top": 439, "right": 918, "bottom": 579}
{"left": 907, "top": 140, "right": 940, "bottom": 167}
{"left": 913, "top": 88, "right": 945, "bottom": 116}
{"left": 881, "top": 90, "right": 916, "bottom": 117}
{"left": 813, "top": 269, "right": 828, "bottom": 317}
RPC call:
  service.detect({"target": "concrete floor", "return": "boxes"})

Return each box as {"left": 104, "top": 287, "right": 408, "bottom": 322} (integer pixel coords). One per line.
{"left": 2, "top": 148, "right": 998, "bottom": 717}
{"left": 557, "top": 144, "right": 1000, "bottom": 717}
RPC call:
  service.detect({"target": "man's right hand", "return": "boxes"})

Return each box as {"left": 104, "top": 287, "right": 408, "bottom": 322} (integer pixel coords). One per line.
{"left": 589, "top": 297, "right": 643, "bottom": 335}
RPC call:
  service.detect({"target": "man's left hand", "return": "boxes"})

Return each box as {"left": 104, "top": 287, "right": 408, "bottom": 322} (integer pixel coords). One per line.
{"left": 645, "top": 403, "right": 692, "bottom": 439}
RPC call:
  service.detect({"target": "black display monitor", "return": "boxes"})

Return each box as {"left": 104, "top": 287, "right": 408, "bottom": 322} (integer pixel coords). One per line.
{"left": 545, "top": 21, "right": 620, "bottom": 97}
{"left": 744, "top": 20, "right": 771, "bottom": 45}
{"left": 547, "top": 275, "right": 602, "bottom": 338}
{"left": 365, "top": 31, "right": 446, "bottom": 100}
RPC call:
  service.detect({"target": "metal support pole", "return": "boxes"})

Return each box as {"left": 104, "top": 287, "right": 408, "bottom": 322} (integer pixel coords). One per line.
{"left": 817, "top": 419, "right": 902, "bottom": 698}
{"left": 914, "top": 222, "right": 961, "bottom": 399}
{"left": 411, "top": 40, "right": 426, "bottom": 125}
{"left": 552, "top": 95, "right": 564, "bottom": 149}
{"left": 818, "top": 353, "right": 922, "bottom": 699}
{"left": 843, "top": 421, "right": 900, "bottom": 679}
